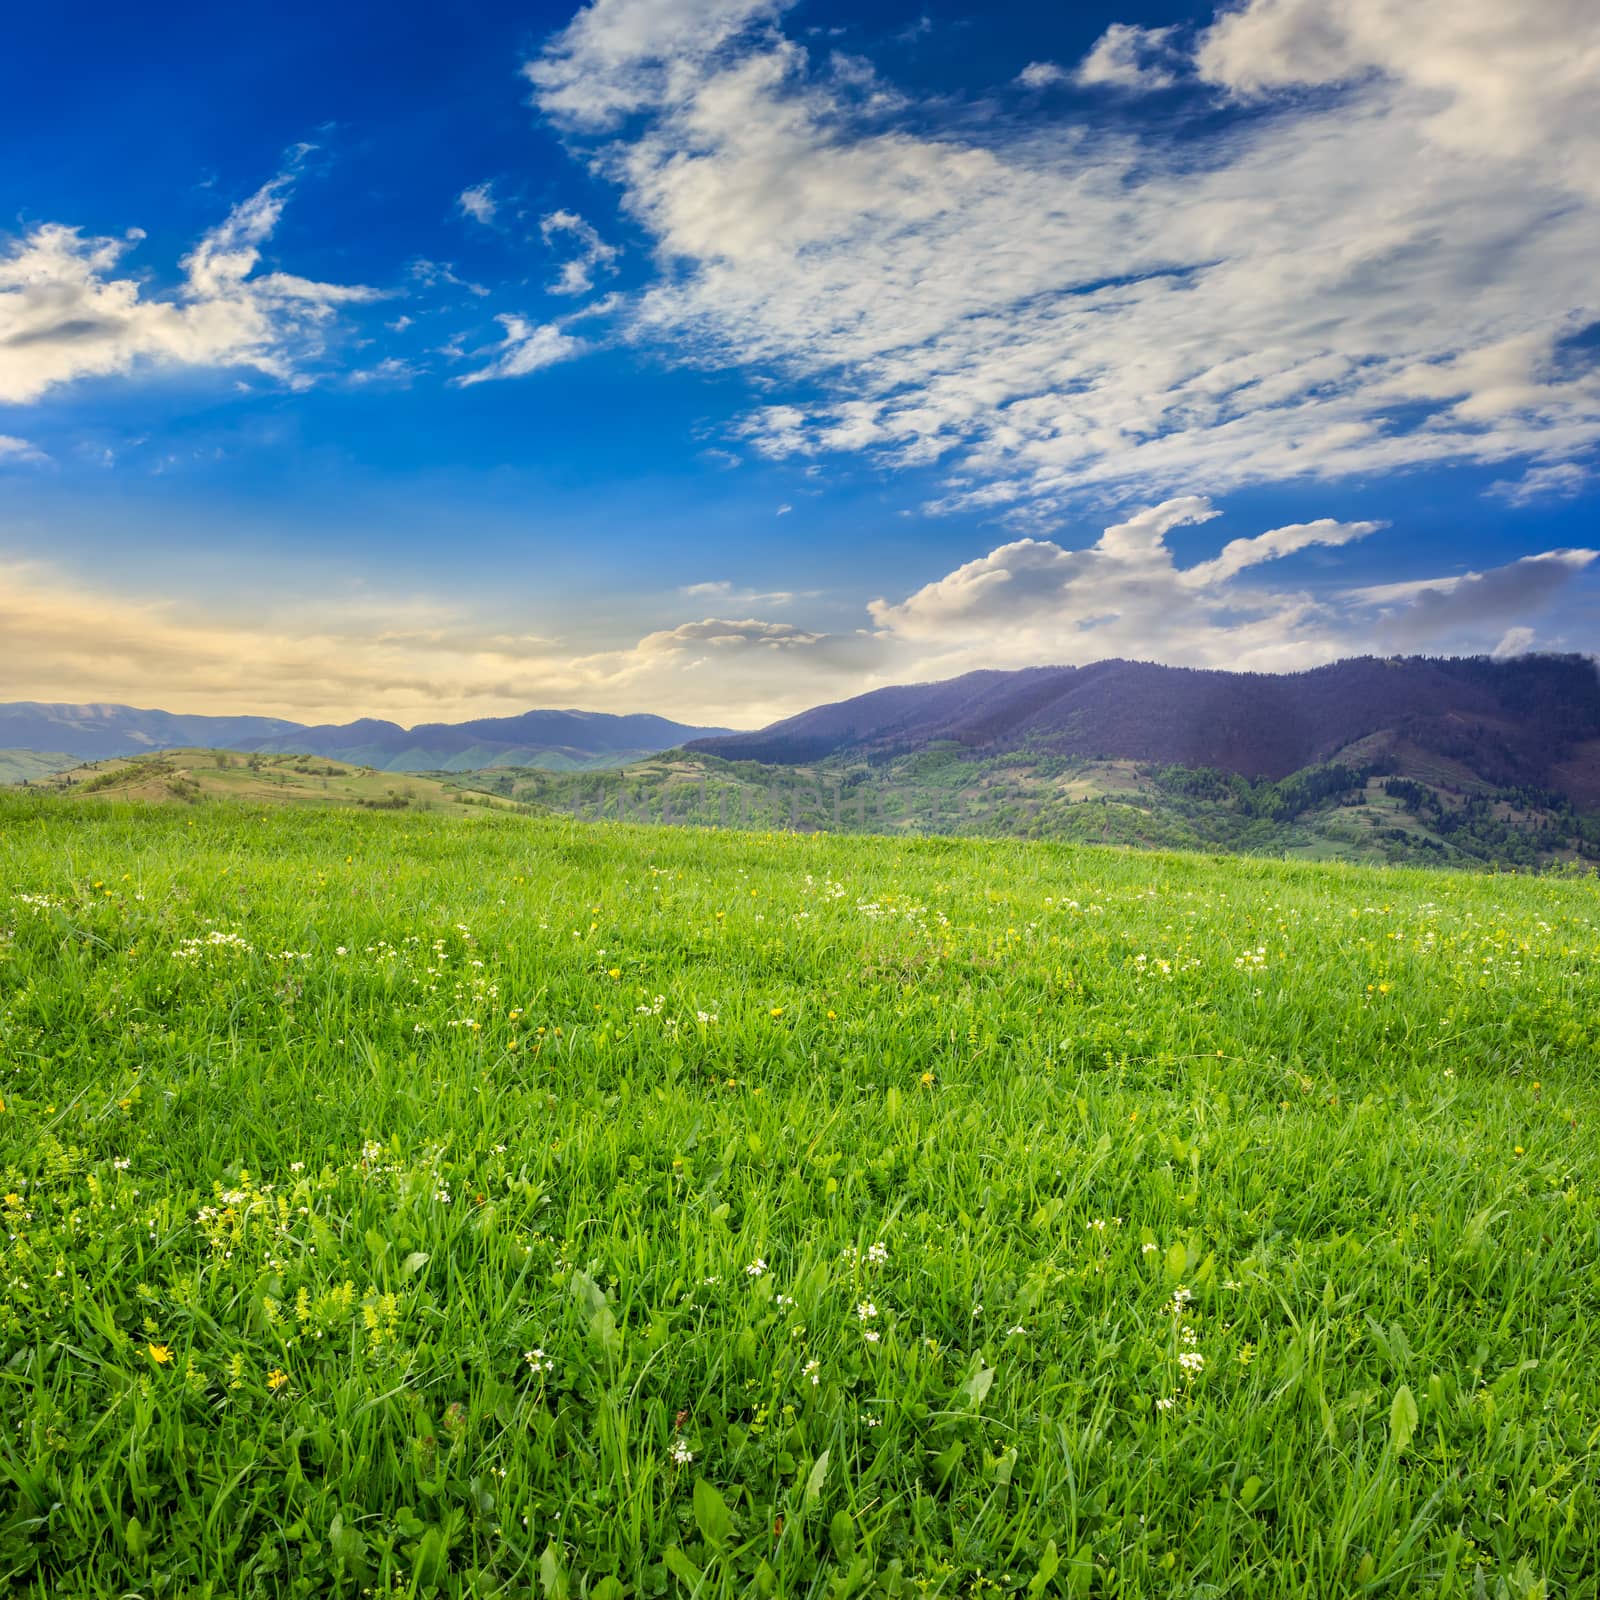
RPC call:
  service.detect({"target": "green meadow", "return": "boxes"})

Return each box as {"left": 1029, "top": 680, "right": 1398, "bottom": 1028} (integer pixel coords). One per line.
{"left": 1, "top": 793, "right": 1596, "bottom": 1598}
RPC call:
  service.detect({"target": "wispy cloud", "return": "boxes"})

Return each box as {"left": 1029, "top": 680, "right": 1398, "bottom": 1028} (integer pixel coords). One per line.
{"left": 540, "top": 210, "right": 620, "bottom": 296}
{"left": 455, "top": 314, "right": 588, "bottom": 384}
{"left": 0, "top": 434, "right": 48, "bottom": 464}
{"left": 519, "top": 0, "right": 1600, "bottom": 517}
{"left": 0, "top": 166, "right": 380, "bottom": 404}
{"left": 1488, "top": 461, "right": 1589, "bottom": 506}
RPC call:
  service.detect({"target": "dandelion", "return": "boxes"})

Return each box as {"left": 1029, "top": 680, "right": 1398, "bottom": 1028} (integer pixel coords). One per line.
{"left": 147, "top": 1343, "right": 173, "bottom": 1365}
{"left": 267, "top": 1368, "right": 289, "bottom": 1391}
{"left": 919, "top": 1071, "right": 935, "bottom": 1088}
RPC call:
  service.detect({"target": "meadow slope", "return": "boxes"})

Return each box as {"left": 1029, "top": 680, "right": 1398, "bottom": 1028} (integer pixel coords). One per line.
{"left": 1, "top": 796, "right": 1597, "bottom": 1598}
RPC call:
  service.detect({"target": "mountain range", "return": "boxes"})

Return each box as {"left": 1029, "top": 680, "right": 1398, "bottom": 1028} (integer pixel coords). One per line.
{"left": 0, "top": 703, "right": 734, "bottom": 773}
{"left": 690, "top": 654, "right": 1600, "bottom": 807}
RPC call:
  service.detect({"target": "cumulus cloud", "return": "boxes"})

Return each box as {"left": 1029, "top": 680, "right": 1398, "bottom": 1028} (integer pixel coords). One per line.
{"left": 1075, "top": 24, "right": 1183, "bottom": 90}
{"left": 519, "top": 0, "right": 1600, "bottom": 515}
{"left": 865, "top": 501, "right": 1593, "bottom": 676}
{"left": 0, "top": 171, "right": 379, "bottom": 404}
{"left": 458, "top": 182, "right": 499, "bottom": 225}
{"left": 866, "top": 497, "right": 1384, "bottom": 668}
{"left": 540, "top": 210, "right": 620, "bottom": 296}
{"left": 456, "top": 314, "right": 588, "bottom": 384}
{"left": 1195, "top": 0, "right": 1600, "bottom": 194}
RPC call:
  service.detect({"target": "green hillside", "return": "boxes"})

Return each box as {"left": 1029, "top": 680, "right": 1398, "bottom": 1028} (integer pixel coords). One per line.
{"left": 1, "top": 795, "right": 1597, "bottom": 1596}
{"left": 449, "top": 747, "right": 1600, "bottom": 870}
{"left": 0, "top": 749, "right": 76, "bottom": 784}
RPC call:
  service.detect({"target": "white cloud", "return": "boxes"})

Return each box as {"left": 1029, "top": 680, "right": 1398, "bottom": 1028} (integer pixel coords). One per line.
{"left": 526, "top": 0, "right": 788, "bottom": 130}
{"left": 1195, "top": 0, "right": 1600, "bottom": 195}
{"left": 1493, "top": 625, "right": 1537, "bottom": 659}
{"left": 679, "top": 580, "right": 800, "bottom": 605}
{"left": 1075, "top": 24, "right": 1183, "bottom": 90}
{"left": 865, "top": 501, "right": 1593, "bottom": 677}
{"left": 540, "top": 210, "right": 620, "bottom": 296}
{"left": 0, "top": 171, "right": 379, "bottom": 404}
{"left": 521, "top": 0, "right": 1600, "bottom": 516}
{"left": 866, "top": 496, "right": 1379, "bottom": 664}
{"left": 1016, "top": 61, "right": 1070, "bottom": 90}
{"left": 456, "top": 315, "right": 588, "bottom": 384}
{"left": 0, "top": 434, "right": 47, "bottom": 464}
{"left": 458, "top": 182, "right": 499, "bottom": 225}
{"left": 1488, "top": 461, "right": 1589, "bottom": 506}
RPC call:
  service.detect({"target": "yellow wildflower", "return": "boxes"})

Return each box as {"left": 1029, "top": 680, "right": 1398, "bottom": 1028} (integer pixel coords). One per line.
{"left": 267, "top": 1368, "right": 289, "bottom": 1391}
{"left": 148, "top": 1343, "right": 173, "bottom": 1365}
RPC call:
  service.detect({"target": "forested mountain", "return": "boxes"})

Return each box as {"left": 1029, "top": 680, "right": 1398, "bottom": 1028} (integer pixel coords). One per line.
{"left": 690, "top": 655, "right": 1600, "bottom": 803}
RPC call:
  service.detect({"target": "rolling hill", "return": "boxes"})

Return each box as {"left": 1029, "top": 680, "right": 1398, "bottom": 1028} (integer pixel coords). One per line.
{"left": 32, "top": 750, "right": 536, "bottom": 816}
{"left": 0, "top": 702, "right": 735, "bottom": 772}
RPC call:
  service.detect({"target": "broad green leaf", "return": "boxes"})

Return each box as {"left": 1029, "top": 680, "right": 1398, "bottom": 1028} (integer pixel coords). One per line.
{"left": 663, "top": 1547, "right": 703, "bottom": 1590}
{"left": 1027, "top": 1539, "right": 1059, "bottom": 1598}
{"left": 124, "top": 1517, "right": 147, "bottom": 1560}
{"left": 571, "top": 1269, "right": 621, "bottom": 1357}
{"left": 1065, "top": 1544, "right": 1094, "bottom": 1599}
{"left": 592, "top": 1579, "right": 625, "bottom": 1600}
{"left": 539, "top": 1542, "right": 569, "bottom": 1600}
{"left": 803, "top": 1448, "right": 831, "bottom": 1511}
{"left": 961, "top": 1364, "right": 996, "bottom": 1409}
{"left": 1164, "top": 1241, "right": 1188, "bottom": 1279}
{"left": 830, "top": 1509, "right": 856, "bottom": 1560}
{"left": 329, "top": 1514, "right": 366, "bottom": 1567}
{"left": 1390, "top": 1384, "right": 1419, "bottom": 1455}
{"left": 693, "top": 1478, "right": 735, "bottom": 1548}
{"left": 403, "top": 1250, "right": 430, "bottom": 1275}
{"left": 410, "top": 1528, "right": 447, "bottom": 1589}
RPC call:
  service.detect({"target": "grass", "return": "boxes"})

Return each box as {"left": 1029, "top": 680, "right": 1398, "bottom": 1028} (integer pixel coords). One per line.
{"left": 1, "top": 792, "right": 1597, "bottom": 1598}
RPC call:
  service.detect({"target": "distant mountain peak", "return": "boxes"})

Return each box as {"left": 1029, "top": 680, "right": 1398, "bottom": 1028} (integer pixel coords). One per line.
{"left": 0, "top": 701, "right": 737, "bottom": 773}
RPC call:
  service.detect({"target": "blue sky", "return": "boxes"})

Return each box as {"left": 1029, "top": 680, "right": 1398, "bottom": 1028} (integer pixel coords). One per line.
{"left": 1, "top": 0, "right": 1596, "bottom": 727}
